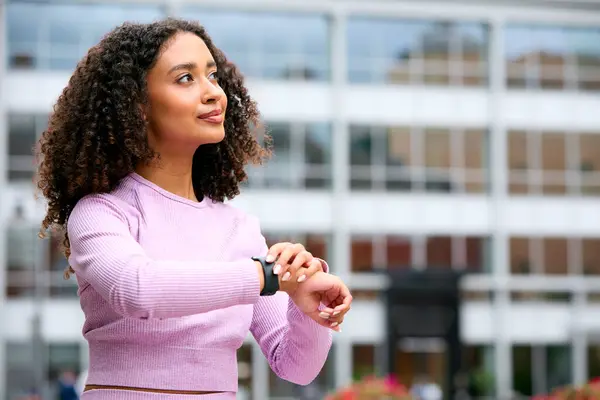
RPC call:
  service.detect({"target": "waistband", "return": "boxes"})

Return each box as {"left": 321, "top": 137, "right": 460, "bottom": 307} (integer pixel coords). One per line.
{"left": 87, "top": 342, "right": 239, "bottom": 393}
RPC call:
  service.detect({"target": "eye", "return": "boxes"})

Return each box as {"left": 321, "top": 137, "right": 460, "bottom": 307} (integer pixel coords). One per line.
{"left": 177, "top": 73, "right": 194, "bottom": 84}
{"left": 208, "top": 71, "right": 219, "bottom": 81}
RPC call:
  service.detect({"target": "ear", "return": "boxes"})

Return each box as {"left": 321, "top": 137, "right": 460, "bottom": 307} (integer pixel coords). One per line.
{"left": 138, "top": 104, "right": 149, "bottom": 123}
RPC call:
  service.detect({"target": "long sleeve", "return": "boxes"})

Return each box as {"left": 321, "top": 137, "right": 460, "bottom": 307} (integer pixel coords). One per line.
{"left": 248, "top": 217, "right": 333, "bottom": 386}
{"left": 67, "top": 195, "right": 261, "bottom": 319}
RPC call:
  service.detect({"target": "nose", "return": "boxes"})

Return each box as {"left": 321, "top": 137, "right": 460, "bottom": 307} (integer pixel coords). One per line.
{"left": 201, "top": 79, "right": 223, "bottom": 105}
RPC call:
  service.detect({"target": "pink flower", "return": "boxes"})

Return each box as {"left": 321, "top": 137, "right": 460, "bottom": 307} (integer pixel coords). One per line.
{"left": 384, "top": 374, "right": 401, "bottom": 389}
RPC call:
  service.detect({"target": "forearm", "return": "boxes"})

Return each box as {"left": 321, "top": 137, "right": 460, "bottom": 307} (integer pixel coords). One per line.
{"left": 254, "top": 295, "right": 332, "bottom": 386}
{"left": 82, "top": 256, "right": 265, "bottom": 319}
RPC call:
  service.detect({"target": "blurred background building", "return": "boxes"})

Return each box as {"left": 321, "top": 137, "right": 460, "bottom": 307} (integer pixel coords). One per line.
{"left": 1, "top": 0, "right": 600, "bottom": 399}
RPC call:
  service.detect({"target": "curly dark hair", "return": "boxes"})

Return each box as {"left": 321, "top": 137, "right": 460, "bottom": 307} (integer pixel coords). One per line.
{"left": 36, "top": 18, "right": 271, "bottom": 278}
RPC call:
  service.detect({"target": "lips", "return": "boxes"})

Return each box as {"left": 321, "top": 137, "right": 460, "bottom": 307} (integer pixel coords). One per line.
{"left": 197, "top": 109, "right": 222, "bottom": 119}
{"left": 197, "top": 109, "right": 224, "bottom": 124}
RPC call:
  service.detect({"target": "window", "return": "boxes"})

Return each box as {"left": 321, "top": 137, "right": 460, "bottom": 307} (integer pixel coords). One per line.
{"left": 506, "top": 25, "right": 600, "bottom": 91}
{"left": 6, "top": 342, "right": 82, "bottom": 400}
{"left": 6, "top": 218, "right": 78, "bottom": 299}
{"left": 463, "top": 346, "right": 495, "bottom": 397}
{"left": 350, "top": 126, "right": 488, "bottom": 193}
{"left": 353, "top": 344, "right": 377, "bottom": 381}
{"left": 351, "top": 235, "right": 489, "bottom": 273}
{"left": 7, "top": 2, "right": 164, "bottom": 70}
{"left": 508, "top": 130, "right": 600, "bottom": 195}
{"left": 8, "top": 114, "right": 48, "bottom": 182}
{"left": 347, "top": 19, "right": 488, "bottom": 86}
{"left": 6, "top": 219, "right": 38, "bottom": 298}
{"left": 510, "top": 237, "right": 571, "bottom": 276}
{"left": 509, "top": 235, "right": 600, "bottom": 297}
{"left": 248, "top": 122, "right": 332, "bottom": 189}
{"left": 180, "top": 9, "right": 330, "bottom": 81}
{"left": 512, "top": 345, "right": 571, "bottom": 397}
{"left": 236, "top": 345, "right": 253, "bottom": 399}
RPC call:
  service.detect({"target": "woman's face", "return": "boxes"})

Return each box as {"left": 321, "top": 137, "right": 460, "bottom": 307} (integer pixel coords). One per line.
{"left": 145, "top": 32, "right": 227, "bottom": 156}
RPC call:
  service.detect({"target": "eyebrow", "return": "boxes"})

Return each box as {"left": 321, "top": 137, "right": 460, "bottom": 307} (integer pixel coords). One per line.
{"left": 168, "top": 60, "right": 217, "bottom": 75}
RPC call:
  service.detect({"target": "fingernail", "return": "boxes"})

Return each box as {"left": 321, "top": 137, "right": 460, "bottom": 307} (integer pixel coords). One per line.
{"left": 330, "top": 322, "right": 339, "bottom": 327}
{"left": 282, "top": 272, "right": 291, "bottom": 281}
{"left": 332, "top": 311, "right": 340, "bottom": 316}
{"left": 319, "top": 312, "right": 330, "bottom": 319}
{"left": 297, "top": 275, "right": 306, "bottom": 283}
{"left": 266, "top": 255, "right": 275, "bottom": 263}
{"left": 273, "top": 264, "right": 281, "bottom": 275}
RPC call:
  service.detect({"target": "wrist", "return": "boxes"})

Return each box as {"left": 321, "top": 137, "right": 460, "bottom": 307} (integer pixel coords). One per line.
{"left": 252, "top": 256, "right": 279, "bottom": 296}
{"left": 255, "top": 261, "right": 265, "bottom": 293}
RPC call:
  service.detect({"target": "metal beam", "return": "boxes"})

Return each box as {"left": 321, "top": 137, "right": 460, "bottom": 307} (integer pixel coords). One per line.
{"left": 0, "top": 0, "right": 8, "bottom": 397}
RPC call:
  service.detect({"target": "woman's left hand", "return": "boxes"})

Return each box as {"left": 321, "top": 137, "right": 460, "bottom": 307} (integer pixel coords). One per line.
{"left": 289, "top": 271, "right": 352, "bottom": 332}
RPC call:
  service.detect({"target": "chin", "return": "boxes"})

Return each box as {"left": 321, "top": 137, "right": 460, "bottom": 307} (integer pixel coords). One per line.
{"left": 195, "top": 127, "right": 225, "bottom": 145}
{"left": 205, "top": 129, "right": 226, "bottom": 144}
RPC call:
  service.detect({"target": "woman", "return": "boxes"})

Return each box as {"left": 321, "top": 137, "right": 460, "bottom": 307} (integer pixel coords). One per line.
{"left": 36, "top": 18, "right": 352, "bottom": 399}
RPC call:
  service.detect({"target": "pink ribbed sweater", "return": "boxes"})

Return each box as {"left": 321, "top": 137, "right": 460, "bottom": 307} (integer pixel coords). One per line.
{"left": 67, "top": 173, "right": 332, "bottom": 399}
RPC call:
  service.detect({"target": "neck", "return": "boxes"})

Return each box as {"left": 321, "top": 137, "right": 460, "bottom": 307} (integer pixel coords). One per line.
{"left": 136, "top": 157, "right": 198, "bottom": 202}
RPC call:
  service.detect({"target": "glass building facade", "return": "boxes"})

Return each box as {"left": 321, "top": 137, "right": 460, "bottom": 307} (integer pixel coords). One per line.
{"left": 1, "top": 0, "right": 600, "bottom": 399}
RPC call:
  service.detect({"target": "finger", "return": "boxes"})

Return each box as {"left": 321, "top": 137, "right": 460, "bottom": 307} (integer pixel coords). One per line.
{"left": 282, "top": 251, "right": 311, "bottom": 282}
{"left": 329, "top": 306, "right": 351, "bottom": 323}
{"left": 277, "top": 244, "right": 304, "bottom": 280}
{"left": 296, "top": 257, "right": 320, "bottom": 283}
{"left": 266, "top": 242, "right": 292, "bottom": 263}
{"left": 311, "top": 311, "right": 343, "bottom": 333}
{"left": 329, "top": 315, "right": 345, "bottom": 330}
{"left": 332, "top": 294, "right": 353, "bottom": 315}
{"left": 291, "top": 250, "right": 313, "bottom": 271}
{"left": 310, "top": 310, "right": 337, "bottom": 329}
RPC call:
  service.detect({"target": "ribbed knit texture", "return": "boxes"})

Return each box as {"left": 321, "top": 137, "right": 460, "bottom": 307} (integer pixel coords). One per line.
{"left": 67, "top": 173, "right": 332, "bottom": 398}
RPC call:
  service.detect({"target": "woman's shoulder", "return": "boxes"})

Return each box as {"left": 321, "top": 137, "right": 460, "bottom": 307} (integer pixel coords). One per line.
{"left": 69, "top": 181, "right": 140, "bottom": 228}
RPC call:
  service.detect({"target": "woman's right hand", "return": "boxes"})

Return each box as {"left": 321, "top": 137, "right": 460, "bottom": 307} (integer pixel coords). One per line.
{"left": 264, "top": 242, "right": 324, "bottom": 294}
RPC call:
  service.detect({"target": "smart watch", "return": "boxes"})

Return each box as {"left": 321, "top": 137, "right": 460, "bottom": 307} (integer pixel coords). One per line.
{"left": 252, "top": 256, "right": 279, "bottom": 296}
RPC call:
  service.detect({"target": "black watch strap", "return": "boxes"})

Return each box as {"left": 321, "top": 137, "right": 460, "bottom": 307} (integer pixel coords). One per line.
{"left": 252, "top": 256, "right": 279, "bottom": 296}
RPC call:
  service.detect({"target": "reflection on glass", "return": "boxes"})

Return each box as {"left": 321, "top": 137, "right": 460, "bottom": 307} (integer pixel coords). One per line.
{"left": 8, "top": 114, "right": 49, "bottom": 182}
{"left": 463, "top": 346, "right": 495, "bottom": 397}
{"left": 7, "top": 3, "right": 164, "bottom": 70}
{"left": 6, "top": 342, "right": 35, "bottom": 400}
{"left": 351, "top": 236, "right": 374, "bottom": 272}
{"left": 9, "top": 114, "right": 37, "bottom": 157}
{"left": 544, "top": 238, "right": 568, "bottom": 275}
{"left": 353, "top": 345, "right": 376, "bottom": 381}
{"left": 351, "top": 235, "right": 488, "bottom": 272}
{"left": 387, "top": 236, "right": 412, "bottom": 270}
{"left": 513, "top": 345, "right": 572, "bottom": 397}
{"left": 426, "top": 236, "right": 452, "bottom": 268}
{"left": 181, "top": 9, "right": 330, "bottom": 81}
{"left": 6, "top": 342, "right": 82, "bottom": 400}
{"left": 505, "top": 25, "right": 600, "bottom": 91}
{"left": 513, "top": 346, "right": 533, "bottom": 397}
{"left": 350, "top": 125, "right": 488, "bottom": 193}
{"left": 582, "top": 238, "right": 600, "bottom": 275}
{"left": 6, "top": 222, "right": 37, "bottom": 298}
{"left": 348, "top": 18, "right": 488, "bottom": 86}
{"left": 508, "top": 131, "right": 600, "bottom": 195}
{"left": 237, "top": 345, "right": 253, "bottom": 399}
{"left": 248, "top": 122, "right": 332, "bottom": 189}
{"left": 588, "top": 344, "right": 600, "bottom": 381}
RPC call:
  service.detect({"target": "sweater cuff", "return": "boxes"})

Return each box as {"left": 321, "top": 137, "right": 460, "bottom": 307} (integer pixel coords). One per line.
{"left": 316, "top": 258, "right": 329, "bottom": 273}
